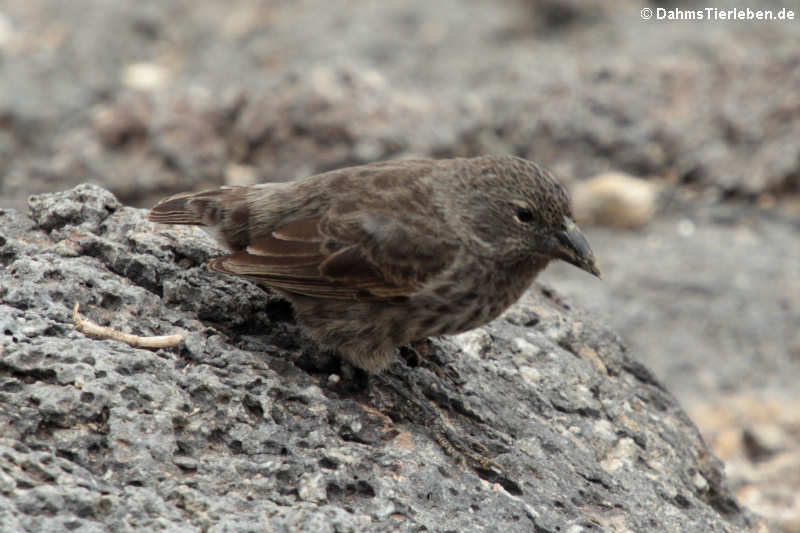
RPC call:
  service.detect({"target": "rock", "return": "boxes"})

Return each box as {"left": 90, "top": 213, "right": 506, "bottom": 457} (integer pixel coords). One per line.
{"left": 571, "top": 172, "right": 660, "bottom": 229}
{"left": 1, "top": 1, "right": 798, "bottom": 210}
{"left": 121, "top": 62, "right": 169, "bottom": 92}
{"left": 0, "top": 184, "right": 763, "bottom": 532}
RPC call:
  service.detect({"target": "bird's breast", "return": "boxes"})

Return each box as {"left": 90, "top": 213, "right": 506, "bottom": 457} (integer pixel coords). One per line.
{"left": 408, "top": 256, "right": 547, "bottom": 337}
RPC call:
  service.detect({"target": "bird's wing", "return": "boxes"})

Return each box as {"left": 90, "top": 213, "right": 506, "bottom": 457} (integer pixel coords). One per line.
{"left": 208, "top": 209, "right": 458, "bottom": 301}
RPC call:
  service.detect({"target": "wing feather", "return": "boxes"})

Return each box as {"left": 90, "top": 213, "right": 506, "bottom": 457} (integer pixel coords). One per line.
{"left": 157, "top": 160, "right": 459, "bottom": 301}
{"left": 208, "top": 211, "right": 454, "bottom": 300}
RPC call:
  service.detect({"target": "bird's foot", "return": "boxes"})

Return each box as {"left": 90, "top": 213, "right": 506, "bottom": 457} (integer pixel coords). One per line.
{"left": 398, "top": 343, "right": 444, "bottom": 377}
{"left": 399, "top": 340, "right": 464, "bottom": 384}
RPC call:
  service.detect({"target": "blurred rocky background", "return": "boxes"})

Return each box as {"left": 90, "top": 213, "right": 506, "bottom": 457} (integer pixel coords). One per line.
{"left": 0, "top": 0, "right": 798, "bottom": 530}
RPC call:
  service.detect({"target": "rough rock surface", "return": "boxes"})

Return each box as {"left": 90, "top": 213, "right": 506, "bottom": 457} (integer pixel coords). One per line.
{"left": 3, "top": 2, "right": 799, "bottom": 528}
{"left": 0, "top": 185, "right": 763, "bottom": 532}
{"left": 540, "top": 201, "right": 800, "bottom": 533}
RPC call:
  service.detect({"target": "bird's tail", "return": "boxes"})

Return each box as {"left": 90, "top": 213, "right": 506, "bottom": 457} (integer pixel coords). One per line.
{"left": 149, "top": 188, "right": 235, "bottom": 225}
{"left": 148, "top": 187, "right": 251, "bottom": 250}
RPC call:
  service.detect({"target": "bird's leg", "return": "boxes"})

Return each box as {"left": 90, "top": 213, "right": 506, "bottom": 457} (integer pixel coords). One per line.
{"left": 399, "top": 340, "right": 464, "bottom": 385}
{"left": 373, "top": 361, "right": 502, "bottom": 474}
{"left": 398, "top": 342, "right": 442, "bottom": 376}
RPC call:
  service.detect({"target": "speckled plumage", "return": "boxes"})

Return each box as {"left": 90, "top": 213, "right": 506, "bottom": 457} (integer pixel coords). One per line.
{"left": 149, "top": 155, "right": 599, "bottom": 372}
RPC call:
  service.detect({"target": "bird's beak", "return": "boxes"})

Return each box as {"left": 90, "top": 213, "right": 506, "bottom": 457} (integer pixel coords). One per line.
{"left": 552, "top": 217, "right": 601, "bottom": 278}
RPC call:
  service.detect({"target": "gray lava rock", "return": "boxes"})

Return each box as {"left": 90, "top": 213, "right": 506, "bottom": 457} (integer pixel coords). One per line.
{"left": 0, "top": 185, "right": 762, "bottom": 532}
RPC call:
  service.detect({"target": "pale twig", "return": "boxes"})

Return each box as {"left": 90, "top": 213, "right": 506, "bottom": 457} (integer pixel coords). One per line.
{"left": 73, "top": 302, "right": 183, "bottom": 349}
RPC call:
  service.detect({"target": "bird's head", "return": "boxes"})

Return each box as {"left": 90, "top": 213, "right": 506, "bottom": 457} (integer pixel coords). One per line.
{"left": 454, "top": 156, "right": 600, "bottom": 278}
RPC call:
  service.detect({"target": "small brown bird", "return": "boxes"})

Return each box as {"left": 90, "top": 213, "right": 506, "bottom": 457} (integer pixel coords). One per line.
{"left": 149, "top": 155, "right": 599, "bottom": 372}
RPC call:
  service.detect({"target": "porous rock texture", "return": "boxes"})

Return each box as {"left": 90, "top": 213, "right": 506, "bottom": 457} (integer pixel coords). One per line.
{"left": 0, "top": 185, "right": 763, "bottom": 532}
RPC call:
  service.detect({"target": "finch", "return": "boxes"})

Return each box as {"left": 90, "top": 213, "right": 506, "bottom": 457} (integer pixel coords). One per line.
{"left": 149, "top": 155, "right": 600, "bottom": 371}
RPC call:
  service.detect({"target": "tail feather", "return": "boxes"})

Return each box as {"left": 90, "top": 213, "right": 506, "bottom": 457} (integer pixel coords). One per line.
{"left": 148, "top": 188, "right": 244, "bottom": 224}
{"left": 148, "top": 192, "right": 205, "bottom": 225}
{"left": 148, "top": 187, "right": 251, "bottom": 250}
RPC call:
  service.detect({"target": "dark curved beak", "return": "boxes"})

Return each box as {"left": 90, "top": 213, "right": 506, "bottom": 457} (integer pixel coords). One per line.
{"left": 553, "top": 217, "right": 601, "bottom": 278}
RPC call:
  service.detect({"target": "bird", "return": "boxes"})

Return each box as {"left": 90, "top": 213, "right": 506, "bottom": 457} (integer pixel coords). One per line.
{"left": 148, "top": 155, "right": 600, "bottom": 373}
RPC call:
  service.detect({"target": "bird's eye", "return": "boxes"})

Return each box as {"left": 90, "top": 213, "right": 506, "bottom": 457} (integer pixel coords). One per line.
{"left": 515, "top": 207, "right": 534, "bottom": 224}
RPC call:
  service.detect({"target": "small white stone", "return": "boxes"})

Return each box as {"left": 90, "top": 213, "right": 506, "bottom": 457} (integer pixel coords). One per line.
{"left": 677, "top": 218, "right": 696, "bottom": 237}
{"left": 693, "top": 472, "right": 708, "bottom": 491}
{"left": 122, "top": 62, "right": 168, "bottom": 91}
{"left": 572, "top": 172, "right": 659, "bottom": 229}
